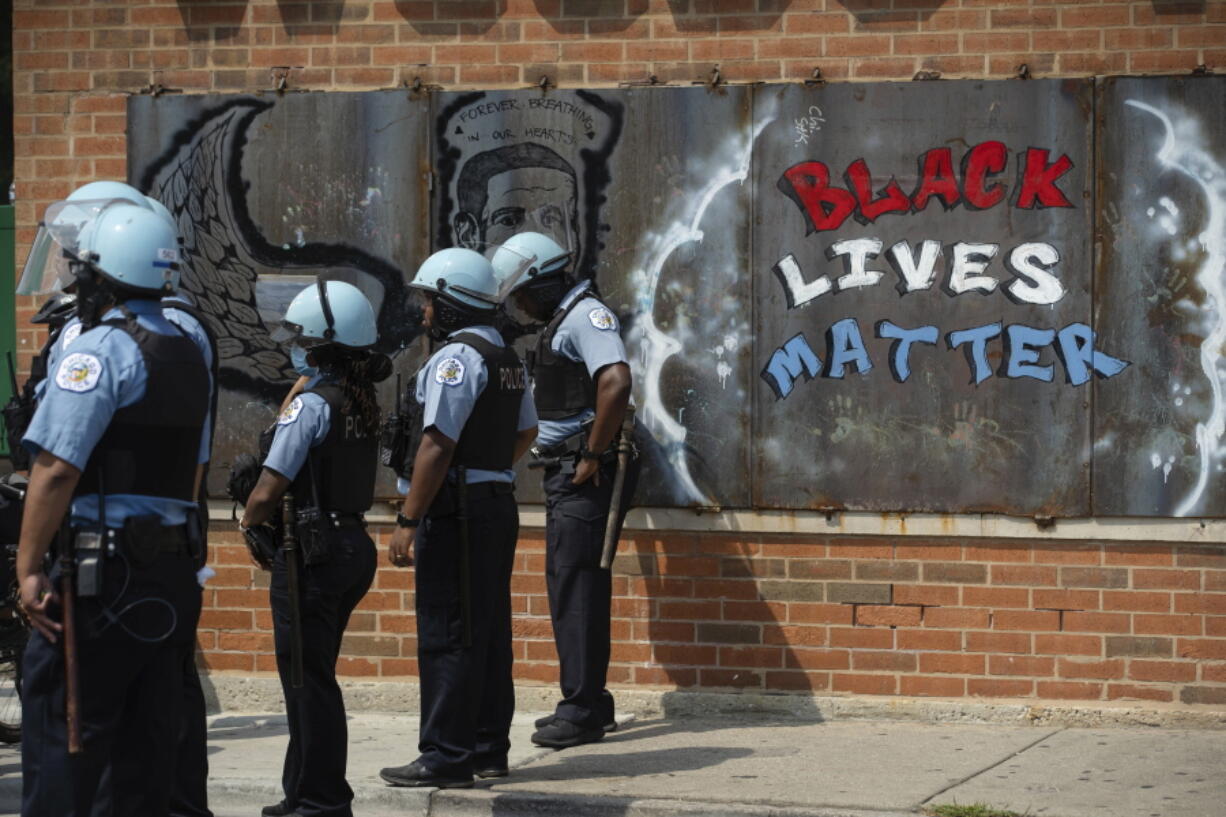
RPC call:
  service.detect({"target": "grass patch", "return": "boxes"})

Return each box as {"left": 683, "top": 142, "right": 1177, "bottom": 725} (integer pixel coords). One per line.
{"left": 924, "top": 804, "right": 1024, "bottom": 817}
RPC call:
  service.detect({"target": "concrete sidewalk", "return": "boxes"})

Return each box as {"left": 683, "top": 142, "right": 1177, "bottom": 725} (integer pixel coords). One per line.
{"left": 1, "top": 709, "right": 1223, "bottom": 816}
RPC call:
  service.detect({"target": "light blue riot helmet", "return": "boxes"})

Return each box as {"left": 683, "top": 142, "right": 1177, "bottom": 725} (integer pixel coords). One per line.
{"left": 76, "top": 203, "right": 182, "bottom": 293}
{"left": 271, "top": 278, "right": 378, "bottom": 351}
{"left": 18, "top": 181, "right": 168, "bottom": 296}
{"left": 409, "top": 248, "right": 501, "bottom": 340}
{"left": 490, "top": 231, "right": 571, "bottom": 301}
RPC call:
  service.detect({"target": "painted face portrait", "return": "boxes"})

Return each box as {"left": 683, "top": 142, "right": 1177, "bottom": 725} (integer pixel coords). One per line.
{"left": 452, "top": 143, "right": 581, "bottom": 265}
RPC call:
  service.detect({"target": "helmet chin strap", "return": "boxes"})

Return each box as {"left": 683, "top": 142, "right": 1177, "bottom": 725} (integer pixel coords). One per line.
{"left": 316, "top": 278, "right": 337, "bottom": 341}
{"left": 431, "top": 292, "right": 491, "bottom": 339}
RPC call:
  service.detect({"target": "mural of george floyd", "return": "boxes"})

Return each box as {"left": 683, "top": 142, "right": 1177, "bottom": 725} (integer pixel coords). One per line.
{"left": 130, "top": 76, "right": 1224, "bottom": 517}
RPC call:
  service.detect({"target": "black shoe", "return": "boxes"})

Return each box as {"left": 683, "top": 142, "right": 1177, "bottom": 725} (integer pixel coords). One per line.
{"left": 475, "top": 762, "right": 509, "bottom": 779}
{"left": 380, "top": 760, "right": 474, "bottom": 789}
{"left": 261, "top": 803, "right": 294, "bottom": 817}
{"left": 538, "top": 712, "right": 617, "bottom": 731}
{"left": 531, "top": 718, "right": 605, "bottom": 749}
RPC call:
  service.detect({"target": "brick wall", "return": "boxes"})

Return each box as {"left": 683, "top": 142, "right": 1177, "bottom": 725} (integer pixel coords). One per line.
{"left": 12, "top": 0, "right": 1226, "bottom": 704}
{"left": 199, "top": 523, "right": 1226, "bottom": 704}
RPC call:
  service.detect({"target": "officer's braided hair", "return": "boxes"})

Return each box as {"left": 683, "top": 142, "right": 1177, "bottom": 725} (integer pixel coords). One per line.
{"left": 313, "top": 346, "right": 390, "bottom": 434}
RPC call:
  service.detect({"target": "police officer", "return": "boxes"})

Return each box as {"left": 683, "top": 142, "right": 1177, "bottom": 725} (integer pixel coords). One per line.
{"left": 380, "top": 249, "right": 537, "bottom": 788}
{"left": 17, "top": 182, "right": 219, "bottom": 817}
{"left": 239, "top": 279, "right": 382, "bottom": 817}
{"left": 16, "top": 191, "right": 211, "bottom": 815}
{"left": 491, "top": 232, "right": 639, "bottom": 749}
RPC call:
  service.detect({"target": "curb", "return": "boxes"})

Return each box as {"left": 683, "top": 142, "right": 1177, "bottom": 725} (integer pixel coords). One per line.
{"left": 202, "top": 673, "right": 1226, "bottom": 730}
{"left": 430, "top": 790, "right": 918, "bottom": 817}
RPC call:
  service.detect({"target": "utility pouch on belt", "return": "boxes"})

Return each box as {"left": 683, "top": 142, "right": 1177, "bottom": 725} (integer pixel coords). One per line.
{"left": 379, "top": 375, "right": 423, "bottom": 481}
{"left": 294, "top": 508, "right": 335, "bottom": 567}
{"left": 123, "top": 514, "right": 165, "bottom": 567}
{"left": 73, "top": 529, "right": 106, "bottom": 598}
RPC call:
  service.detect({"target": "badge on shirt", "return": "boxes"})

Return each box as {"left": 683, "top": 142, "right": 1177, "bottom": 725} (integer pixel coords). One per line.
{"left": 60, "top": 322, "right": 82, "bottom": 350}
{"left": 588, "top": 307, "right": 618, "bottom": 331}
{"left": 278, "top": 396, "right": 304, "bottom": 425}
{"left": 435, "top": 357, "right": 466, "bottom": 387}
{"left": 55, "top": 352, "right": 103, "bottom": 393}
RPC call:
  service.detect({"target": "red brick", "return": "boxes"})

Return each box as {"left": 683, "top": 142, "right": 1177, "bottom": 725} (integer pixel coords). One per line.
{"left": 832, "top": 673, "right": 897, "bottom": 695}
{"left": 853, "top": 651, "right": 917, "bottom": 672}
{"left": 1039, "top": 544, "right": 1102, "bottom": 566}
{"left": 901, "top": 675, "right": 965, "bottom": 697}
{"left": 991, "top": 565, "right": 1058, "bottom": 586}
{"left": 968, "top": 678, "right": 1033, "bottom": 697}
{"left": 894, "top": 584, "right": 959, "bottom": 606}
{"left": 1103, "top": 591, "right": 1171, "bottom": 613}
{"left": 829, "top": 626, "right": 894, "bottom": 649}
{"left": 1034, "top": 589, "right": 1099, "bottom": 611}
{"left": 924, "top": 607, "right": 991, "bottom": 629}
{"left": 788, "top": 603, "right": 854, "bottom": 625}
{"left": 786, "top": 649, "right": 850, "bottom": 671}
{"left": 1203, "top": 662, "right": 1226, "bottom": 683}
{"left": 1129, "top": 659, "right": 1197, "bottom": 683}
{"left": 1136, "top": 615, "right": 1202, "bottom": 636}
{"left": 199, "top": 610, "right": 253, "bottom": 630}
{"left": 635, "top": 666, "right": 697, "bottom": 687}
{"left": 652, "top": 644, "right": 718, "bottom": 666}
{"left": 989, "top": 655, "right": 1054, "bottom": 677}
{"left": 727, "top": 600, "right": 790, "bottom": 622}
{"left": 994, "top": 610, "right": 1060, "bottom": 632}
{"left": 1135, "top": 569, "right": 1201, "bottom": 591}
{"left": 1174, "top": 593, "right": 1226, "bottom": 615}
{"left": 963, "top": 587, "right": 1030, "bottom": 608}
{"left": 897, "top": 629, "right": 961, "bottom": 651}
{"left": 895, "top": 542, "right": 961, "bottom": 562}
{"left": 1063, "top": 4, "right": 1132, "bottom": 28}
{"left": 719, "top": 646, "right": 782, "bottom": 668}
{"left": 920, "top": 653, "right": 984, "bottom": 675}
{"left": 701, "top": 668, "right": 763, "bottom": 688}
{"left": 989, "top": 8, "right": 1057, "bottom": 28}
{"left": 1177, "top": 638, "right": 1226, "bottom": 660}
{"left": 965, "top": 542, "right": 1031, "bottom": 563}
{"left": 1036, "top": 681, "right": 1103, "bottom": 700}
{"left": 1058, "top": 658, "right": 1124, "bottom": 680}
{"left": 856, "top": 605, "right": 922, "bottom": 627}
{"left": 1064, "top": 612, "right": 1131, "bottom": 634}
{"left": 202, "top": 652, "right": 255, "bottom": 672}
{"left": 784, "top": 12, "right": 850, "bottom": 35}
{"left": 966, "top": 632, "right": 1030, "bottom": 654}
{"left": 1107, "top": 682, "right": 1174, "bottom": 702}
{"left": 1035, "top": 634, "right": 1102, "bottom": 656}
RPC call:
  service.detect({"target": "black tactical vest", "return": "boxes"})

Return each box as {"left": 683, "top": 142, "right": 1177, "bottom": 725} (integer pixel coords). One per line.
{"left": 529, "top": 297, "right": 600, "bottom": 420}
{"left": 74, "top": 312, "right": 209, "bottom": 502}
{"left": 450, "top": 332, "right": 526, "bottom": 472}
{"left": 291, "top": 384, "right": 378, "bottom": 514}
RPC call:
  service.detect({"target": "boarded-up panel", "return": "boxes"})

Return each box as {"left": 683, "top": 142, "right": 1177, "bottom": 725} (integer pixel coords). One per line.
{"left": 749, "top": 80, "right": 1096, "bottom": 515}
{"left": 128, "top": 91, "right": 430, "bottom": 498}
{"left": 430, "top": 87, "right": 754, "bottom": 508}
{"left": 1094, "top": 75, "right": 1226, "bottom": 517}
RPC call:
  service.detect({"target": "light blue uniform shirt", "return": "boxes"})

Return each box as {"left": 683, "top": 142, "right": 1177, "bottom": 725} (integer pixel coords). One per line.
{"left": 535, "top": 281, "right": 630, "bottom": 448}
{"left": 262, "top": 376, "right": 332, "bottom": 482}
{"left": 397, "top": 325, "right": 537, "bottom": 495}
{"left": 22, "top": 299, "right": 212, "bottom": 528}
{"left": 39, "top": 296, "right": 215, "bottom": 465}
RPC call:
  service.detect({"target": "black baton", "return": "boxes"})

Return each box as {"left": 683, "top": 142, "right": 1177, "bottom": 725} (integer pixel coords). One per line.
{"left": 281, "top": 492, "right": 305, "bottom": 688}
{"left": 457, "top": 466, "right": 472, "bottom": 649}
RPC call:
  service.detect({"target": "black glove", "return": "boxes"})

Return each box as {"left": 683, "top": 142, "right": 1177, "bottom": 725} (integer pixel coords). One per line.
{"left": 241, "top": 523, "right": 280, "bottom": 571}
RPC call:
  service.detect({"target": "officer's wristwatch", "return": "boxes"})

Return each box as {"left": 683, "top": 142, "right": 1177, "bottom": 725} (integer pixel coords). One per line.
{"left": 396, "top": 512, "right": 420, "bottom": 529}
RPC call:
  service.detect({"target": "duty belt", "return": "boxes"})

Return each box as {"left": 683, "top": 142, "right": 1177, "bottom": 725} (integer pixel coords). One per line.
{"left": 462, "top": 481, "right": 515, "bottom": 501}
{"left": 70, "top": 522, "right": 195, "bottom": 556}
{"left": 296, "top": 509, "right": 366, "bottom": 529}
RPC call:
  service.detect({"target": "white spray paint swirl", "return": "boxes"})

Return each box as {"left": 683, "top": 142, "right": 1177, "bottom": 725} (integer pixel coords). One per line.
{"left": 630, "top": 106, "right": 777, "bottom": 505}
{"left": 1126, "top": 100, "right": 1226, "bottom": 516}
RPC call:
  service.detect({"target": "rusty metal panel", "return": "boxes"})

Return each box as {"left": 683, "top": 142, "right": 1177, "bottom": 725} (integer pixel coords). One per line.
{"left": 128, "top": 91, "right": 430, "bottom": 498}
{"left": 750, "top": 80, "right": 1096, "bottom": 514}
{"left": 430, "top": 87, "right": 754, "bottom": 508}
{"left": 1093, "top": 76, "right": 1226, "bottom": 517}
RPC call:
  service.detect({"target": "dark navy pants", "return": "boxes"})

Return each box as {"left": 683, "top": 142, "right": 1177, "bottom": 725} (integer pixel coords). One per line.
{"left": 414, "top": 491, "right": 517, "bottom": 776}
{"left": 542, "top": 454, "right": 640, "bottom": 729}
{"left": 168, "top": 635, "right": 211, "bottom": 817}
{"left": 270, "top": 527, "right": 376, "bottom": 817}
{"left": 22, "top": 552, "right": 201, "bottom": 817}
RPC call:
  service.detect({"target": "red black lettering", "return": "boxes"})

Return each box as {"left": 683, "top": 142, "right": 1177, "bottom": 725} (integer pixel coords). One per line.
{"left": 844, "top": 158, "right": 912, "bottom": 223}
{"left": 778, "top": 161, "right": 858, "bottom": 233}
{"left": 912, "top": 147, "right": 961, "bottom": 212}
{"left": 1014, "top": 147, "right": 1074, "bottom": 209}
{"left": 961, "top": 140, "right": 1008, "bottom": 210}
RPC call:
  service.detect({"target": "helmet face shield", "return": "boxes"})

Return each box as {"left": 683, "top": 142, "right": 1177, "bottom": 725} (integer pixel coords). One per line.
{"left": 17, "top": 198, "right": 132, "bottom": 295}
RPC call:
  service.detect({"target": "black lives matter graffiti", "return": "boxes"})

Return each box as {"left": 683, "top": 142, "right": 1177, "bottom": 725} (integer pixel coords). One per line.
{"left": 763, "top": 140, "right": 1127, "bottom": 397}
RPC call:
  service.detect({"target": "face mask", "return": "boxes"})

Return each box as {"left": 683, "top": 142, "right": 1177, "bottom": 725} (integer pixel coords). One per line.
{"left": 290, "top": 344, "right": 318, "bottom": 378}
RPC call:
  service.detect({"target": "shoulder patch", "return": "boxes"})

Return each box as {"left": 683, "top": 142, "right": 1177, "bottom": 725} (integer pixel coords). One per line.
{"left": 55, "top": 352, "right": 103, "bottom": 393}
{"left": 60, "top": 322, "right": 83, "bottom": 350}
{"left": 588, "top": 306, "right": 618, "bottom": 331}
{"left": 277, "top": 396, "right": 304, "bottom": 426}
{"left": 435, "top": 357, "right": 466, "bottom": 387}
